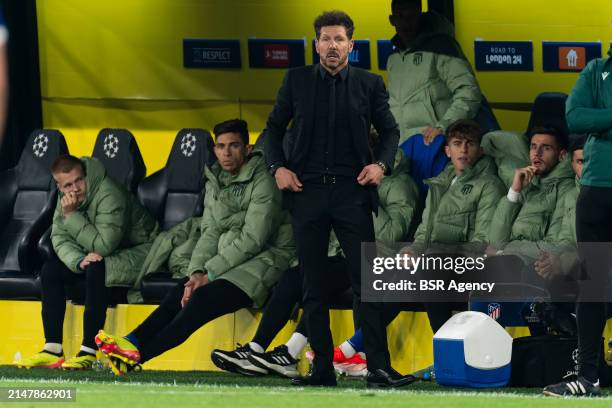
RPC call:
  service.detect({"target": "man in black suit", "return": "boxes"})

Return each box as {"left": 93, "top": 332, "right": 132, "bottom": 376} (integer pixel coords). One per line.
{"left": 264, "top": 10, "right": 414, "bottom": 388}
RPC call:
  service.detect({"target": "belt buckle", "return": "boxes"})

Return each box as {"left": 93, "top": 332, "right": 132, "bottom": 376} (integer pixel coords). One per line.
{"left": 323, "top": 174, "right": 336, "bottom": 184}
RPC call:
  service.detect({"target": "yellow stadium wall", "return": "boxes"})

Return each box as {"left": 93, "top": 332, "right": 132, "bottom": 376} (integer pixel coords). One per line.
{"left": 3, "top": 301, "right": 611, "bottom": 372}
{"left": 0, "top": 300, "right": 536, "bottom": 373}
{"left": 37, "top": 0, "right": 405, "bottom": 174}
{"left": 37, "top": 0, "right": 612, "bottom": 174}
{"left": 455, "top": 0, "right": 612, "bottom": 131}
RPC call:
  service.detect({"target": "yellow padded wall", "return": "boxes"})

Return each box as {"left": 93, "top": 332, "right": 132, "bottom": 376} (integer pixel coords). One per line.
{"left": 455, "top": 0, "right": 612, "bottom": 130}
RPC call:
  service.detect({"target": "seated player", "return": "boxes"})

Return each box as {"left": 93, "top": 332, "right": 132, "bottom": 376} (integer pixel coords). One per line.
{"left": 94, "top": 119, "right": 296, "bottom": 375}
{"left": 486, "top": 126, "right": 576, "bottom": 310}
{"left": 16, "top": 155, "right": 158, "bottom": 370}
{"left": 401, "top": 119, "right": 505, "bottom": 332}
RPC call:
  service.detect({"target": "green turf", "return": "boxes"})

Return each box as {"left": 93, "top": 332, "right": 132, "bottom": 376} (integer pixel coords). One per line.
{"left": 0, "top": 366, "right": 610, "bottom": 407}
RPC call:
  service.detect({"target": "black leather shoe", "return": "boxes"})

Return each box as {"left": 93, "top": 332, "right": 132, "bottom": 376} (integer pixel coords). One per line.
{"left": 366, "top": 368, "right": 417, "bottom": 388}
{"left": 291, "top": 373, "right": 337, "bottom": 387}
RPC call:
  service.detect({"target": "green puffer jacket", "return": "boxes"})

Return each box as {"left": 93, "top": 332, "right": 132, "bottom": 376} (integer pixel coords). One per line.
{"left": 556, "top": 177, "right": 580, "bottom": 275}
{"left": 558, "top": 177, "right": 580, "bottom": 244}
{"left": 51, "top": 157, "right": 159, "bottom": 287}
{"left": 373, "top": 150, "right": 421, "bottom": 242}
{"left": 187, "top": 152, "right": 296, "bottom": 307}
{"left": 387, "top": 11, "right": 481, "bottom": 143}
{"left": 489, "top": 159, "right": 575, "bottom": 262}
{"left": 411, "top": 155, "right": 505, "bottom": 254}
{"left": 481, "top": 130, "right": 530, "bottom": 188}
{"left": 327, "top": 150, "right": 421, "bottom": 256}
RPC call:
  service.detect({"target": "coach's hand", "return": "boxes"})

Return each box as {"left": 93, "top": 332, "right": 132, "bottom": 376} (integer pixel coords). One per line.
{"left": 79, "top": 252, "right": 103, "bottom": 270}
{"left": 61, "top": 192, "right": 79, "bottom": 218}
{"left": 181, "top": 271, "right": 209, "bottom": 308}
{"left": 358, "top": 164, "right": 384, "bottom": 186}
{"left": 274, "top": 167, "right": 303, "bottom": 192}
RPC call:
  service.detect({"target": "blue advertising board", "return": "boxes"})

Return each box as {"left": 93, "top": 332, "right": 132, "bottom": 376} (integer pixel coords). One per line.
{"left": 183, "top": 39, "right": 241, "bottom": 69}
{"left": 542, "top": 42, "right": 601, "bottom": 72}
{"left": 474, "top": 41, "right": 533, "bottom": 71}
{"left": 377, "top": 40, "right": 396, "bottom": 70}
{"left": 248, "top": 39, "right": 305, "bottom": 69}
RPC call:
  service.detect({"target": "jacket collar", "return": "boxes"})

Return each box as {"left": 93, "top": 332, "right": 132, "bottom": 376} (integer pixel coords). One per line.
{"left": 426, "top": 155, "right": 497, "bottom": 187}
{"left": 205, "top": 151, "right": 264, "bottom": 186}
{"left": 318, "top": 63, "right": 349, "bottom": 81}
{"left": 530, "top": 157, "right": 574, "bottom": 188}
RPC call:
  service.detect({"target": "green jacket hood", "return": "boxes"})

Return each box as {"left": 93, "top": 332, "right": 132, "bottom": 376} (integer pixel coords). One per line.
{"left": 426, "top": 155, "right": 497, "bottom": 187}
{"left": 204, "top": 151, "right": 265, "bottom": 186}
{"left": 80, "top": 157, "right": 106, "bottom": 209}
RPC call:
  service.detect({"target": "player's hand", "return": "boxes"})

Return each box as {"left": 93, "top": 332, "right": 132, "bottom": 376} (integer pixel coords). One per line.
{"left": 421, "top": 127, "right": 444, "bottom": 145}
{"left": 79, "top": 252, "right": 103, "bottom": 270}
{"left": 357, "top": 164, "right": 384, "bottom": 186}
{"left": 181, "top": 272, "right": 209, "bottom": 307}
{"left": 485, "top": 246, "right": 500, "bottom": 257}
{"left": 274, "top": 167, "right": 303, "bottom": 192}
{"left": 534, "top": 251, "right": 561, "bottom": 280}
{"left": 511, "top": 166, "right": 537, "bottom": 193}
{"left": 61, "top": 192, "right": 79, "bottom": 217}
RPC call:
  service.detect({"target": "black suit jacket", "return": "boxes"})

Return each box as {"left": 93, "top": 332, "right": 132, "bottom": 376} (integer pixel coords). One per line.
{"left": 264, "top": 64, "right": 399, "bottom": 210}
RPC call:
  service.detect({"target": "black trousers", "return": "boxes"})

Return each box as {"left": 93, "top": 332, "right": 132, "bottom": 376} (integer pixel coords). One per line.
{"left": 291, "top": 180, "right": 389, "bottom": 374}
{"left": 575, "top": 186, "right": 611, "bottom": 382}
{"left": 130, "top": 277, "right": 251, "bottom": 363}
{"left": 251, "top": 257, "right": 350, "bottom": 350}
{"left": 40, "top": 256, "right": 115, "bottom": 350}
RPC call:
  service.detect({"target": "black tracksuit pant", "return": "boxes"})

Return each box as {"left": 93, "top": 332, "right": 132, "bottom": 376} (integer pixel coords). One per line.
{"left": 575, "top": 186, "right": 611, "bottom": 382}
{"left": 291, "top": 179, "right": 390, "bottom": 375}
{"left": 130, "top": 278, "right": 251, "bottom": 363}
{"left": 251, "top": 257, "right": 350, "bottom": 350}
{"left": 41, "top": 256, "right": 116, "bottom": 350}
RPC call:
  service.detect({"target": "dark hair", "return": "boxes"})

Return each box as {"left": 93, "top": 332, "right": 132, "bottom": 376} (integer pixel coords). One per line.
{"left": 528, "top": 125, "right": 568, "bottom": 150}
{"left": 392, "top": 0, "right": 422, "bottom": 12}
{"left": 51, "top": 154, "right": 85, "bottom": 175}
{"left": 568, "top": 133, "right": 587, "bottom": 155}
{"left": 314, "top": 10, "right": 354, "bottom": 39}
{"left": 213, "top": 119, "right": 249, "bottom": 145}
{"left": 445, "top": 119, "right": 483, "bottom": 144}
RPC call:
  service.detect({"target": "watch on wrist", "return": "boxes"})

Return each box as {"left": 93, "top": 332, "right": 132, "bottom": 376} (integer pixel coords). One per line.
{"left": 375, "top": 161, "right": 387, "bottom": 174}
{"left": 268, "top": 163, "right": 283, "bottom": 176}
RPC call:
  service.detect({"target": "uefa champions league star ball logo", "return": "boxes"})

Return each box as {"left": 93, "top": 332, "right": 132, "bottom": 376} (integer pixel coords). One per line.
{"left": 103, "top": 134, "right": 120, "bottom": 159}
{"left": 32, "top": 134, "right": 49, "bottom": 158}
{"left": 180, "top": 133, "right": 197, "bottom": 157}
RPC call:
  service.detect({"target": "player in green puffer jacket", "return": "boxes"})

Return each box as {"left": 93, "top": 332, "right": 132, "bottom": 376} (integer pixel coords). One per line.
{"left": 387, "top": 0, "right": 482, "bottom": 144}
{"left": 402, "top": 119, "right": 505, "bottom": 332}
{"left": 488, "top": 126, "right": 575, "bottom": 264}
{"left": 17, "top": 155, "right": 158, "bottom": 371}
{"left": 94, "top": 119, "right": 297, "bottom": 374}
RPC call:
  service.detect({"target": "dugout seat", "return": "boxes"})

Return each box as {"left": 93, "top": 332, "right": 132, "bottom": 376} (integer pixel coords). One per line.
{"left": 526, "top": 92, "right": 569, "bottom": 135}
{"left": 0, "top": 130, "right": 68, "bottom": 299}
{"left": 138, "top": 128, "right": 215, "bottom": 303}
{"left": 92, "top": 128, "right": 146, "bottom": 193}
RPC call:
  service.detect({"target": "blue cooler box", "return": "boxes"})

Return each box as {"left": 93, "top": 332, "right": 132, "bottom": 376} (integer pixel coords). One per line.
{"left": 433, "top": 311, "right": 513, "bottom": 388}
